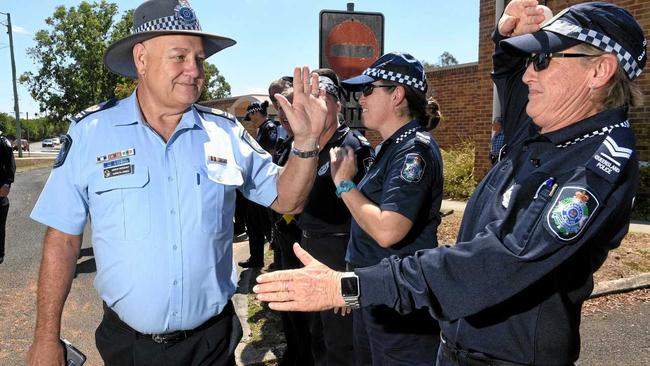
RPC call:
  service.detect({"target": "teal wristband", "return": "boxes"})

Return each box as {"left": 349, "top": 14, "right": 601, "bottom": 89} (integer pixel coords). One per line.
{"left": 335, "top": 180, "right": 356, "bottom": 198}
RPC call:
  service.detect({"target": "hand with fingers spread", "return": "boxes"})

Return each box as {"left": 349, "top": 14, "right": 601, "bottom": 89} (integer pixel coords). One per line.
{"left": 274, "top": 66, "right": 328, "bottom": 151}
{"left": 254, "top": 243, "right": 346, "bottom": 312}
{"left": 329, "top": 147, "right": 358, "bottom": 186}
{"left": 498, "top": 0, "right": 550, "bottom": 37}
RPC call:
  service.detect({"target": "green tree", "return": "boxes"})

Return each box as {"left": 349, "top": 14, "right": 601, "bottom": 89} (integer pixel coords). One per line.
{"left": 199, "top": 62, "right": 231, "bottom": 101}
{"left": 423, "top": 51, "right": 460, "bottom": 71}
{"left": 20, "top": 1, "right": 133, "bottom": 125}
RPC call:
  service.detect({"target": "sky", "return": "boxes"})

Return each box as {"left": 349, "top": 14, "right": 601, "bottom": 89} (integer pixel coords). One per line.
{"left": 0, "top": 0, "right": 479, "bottom": 118}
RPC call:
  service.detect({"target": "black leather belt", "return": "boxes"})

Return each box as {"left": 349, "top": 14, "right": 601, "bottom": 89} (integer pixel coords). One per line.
{"left": 440, "top": 335, "right": 526, "bottom": 366}
{"left": 103, "top": 301, "right": 233, "bottom": 344}
{"left": 301, "top": 231, "right": 349, "bottom": 239}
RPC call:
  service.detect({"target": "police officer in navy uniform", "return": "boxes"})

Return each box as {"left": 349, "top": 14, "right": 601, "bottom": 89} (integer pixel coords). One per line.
{"left": 254, "top": 2, "right": 645, "bottom": 365}
{"left": 238, "top": 100, "right": 279, "bottom": 268}
{"left": 26, "top": 0, "right": 329, "bottom": 364}
{"left": 298, "top": 68, "right": 375, "bottom": 366}
{"left": 0, "top": 131, "right": 15, "bottom": 264}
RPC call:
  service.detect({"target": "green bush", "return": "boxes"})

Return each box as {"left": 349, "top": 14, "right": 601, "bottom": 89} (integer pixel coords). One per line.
{"left": 631, "top": 164, "right": 650, "bottom": 222}
{"left": 441, "top": 141, "right": 477, "bottom": 200}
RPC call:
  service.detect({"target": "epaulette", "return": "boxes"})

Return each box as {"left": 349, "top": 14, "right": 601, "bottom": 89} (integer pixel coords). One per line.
{"left": 351, "top": 129, "right": 371, "bottom": 147}
{"left": 69, "top": 99, "right": 117, "bottom": 124}
{"left": 586, "top": 126, "right": 635, "bottom": 184}
{"left": 415, "top": 131, "right": 431, "bottom": 145}
{"left": 195, "top": 104, "right": 236, "bottom": 123}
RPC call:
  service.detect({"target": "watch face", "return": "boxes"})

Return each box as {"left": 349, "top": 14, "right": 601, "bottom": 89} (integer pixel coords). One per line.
{"left": 341, "top": 275, "right": 359, "bottom": 297}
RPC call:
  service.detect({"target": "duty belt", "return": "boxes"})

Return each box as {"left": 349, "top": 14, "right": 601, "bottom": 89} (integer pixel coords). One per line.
{"left": 102, "top": 301, "right": 233, "bottom": 344}
{"left": 301, "top": 231, "right": 349, "bottom": 239}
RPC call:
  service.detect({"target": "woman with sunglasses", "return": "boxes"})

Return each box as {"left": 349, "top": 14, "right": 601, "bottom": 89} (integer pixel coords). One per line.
{"left": 328, "top": 52, "right": 444, "bottom": 366}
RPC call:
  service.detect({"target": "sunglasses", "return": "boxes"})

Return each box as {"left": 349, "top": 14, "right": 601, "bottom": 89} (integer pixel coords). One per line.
{"left": 525, "top": 52, "right": 600, "bottom": 72}
{"left": 361, "top": 84, "right": 395, "bottom": 97}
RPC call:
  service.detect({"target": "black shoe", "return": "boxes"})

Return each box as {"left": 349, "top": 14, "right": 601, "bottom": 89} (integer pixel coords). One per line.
{"left": 238, "top": 259, "right": 263, "bottom": 268}
{"left": 233, "top": 232, "right": 249, "bottom": 243}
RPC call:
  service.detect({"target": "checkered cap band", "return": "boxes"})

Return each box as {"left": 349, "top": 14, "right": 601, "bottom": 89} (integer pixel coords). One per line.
{"left": 544, "top": 20, "right": 643, "bottom": 79}
{"left": 133, "top": 14, "right": 202, "bottom": 34}
{"left": 246, "top": 105, "right": 263, "bottom": 114}
{"left": 362, "top": 67, "right": 426, "bottom": 92}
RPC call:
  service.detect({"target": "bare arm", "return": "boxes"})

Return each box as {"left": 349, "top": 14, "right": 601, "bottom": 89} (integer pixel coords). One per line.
{"left": 27, "top": 227, "right": 82, "bottom": 366}
{"left": 270, "top": 66, "right": 327, "bottom": 214}
{"left": 330, "top": 147, "right": 413, "bottom": 247}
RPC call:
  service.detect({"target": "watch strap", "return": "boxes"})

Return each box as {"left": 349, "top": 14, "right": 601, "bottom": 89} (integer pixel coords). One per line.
{"left": 335, "top": 180, "right": 356, "bottom": 198}
{"left": 291, "top": 143, "right": 319, "bottom": 158}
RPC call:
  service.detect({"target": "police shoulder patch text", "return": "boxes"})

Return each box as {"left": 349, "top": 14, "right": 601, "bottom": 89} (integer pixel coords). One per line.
{"left": 586, "top": 127, "right": 634, "bottom": 184}
{"left": 545, "top": 186, "right": 600, "bottom": 242}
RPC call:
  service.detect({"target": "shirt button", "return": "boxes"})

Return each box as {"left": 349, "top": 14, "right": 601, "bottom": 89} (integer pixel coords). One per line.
{"left": 168, "top": 176, "right": 173, "bottom": 182}
{"left": 172, "top": 311, "right": 178, "bottom": 316}
{"left": 172, "top": 245, "right": 178, "bottom": 250}
{"left": 216, "top": 176, "right": 223, "bottom": 182}
{"left": 170, "top": 209, "right": 176, "bottom": 215}
{"left": 173, "top": 280, "right": 178, "bottom": 286}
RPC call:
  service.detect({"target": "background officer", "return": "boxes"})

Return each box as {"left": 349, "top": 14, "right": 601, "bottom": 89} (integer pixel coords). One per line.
{"left": 0, "top": 130, "right": 15, "bottom": 264}
{"left": 254, "top": 2, "right": 645, "bottom": 365}
{"left": 298, "top": 68, "right": 375, "bottom": 366}
{"left": 26, "top": 0, "right": 327, "bottom": 364}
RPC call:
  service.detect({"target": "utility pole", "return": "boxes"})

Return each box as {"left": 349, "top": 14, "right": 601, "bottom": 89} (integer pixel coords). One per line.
{"left": 1, "top": 12, "right": 22, "bottom": 157}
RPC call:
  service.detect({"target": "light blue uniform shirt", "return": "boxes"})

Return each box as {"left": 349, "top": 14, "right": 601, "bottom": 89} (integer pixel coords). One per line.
{"left": 31, "top": 91, "right": 279, "bottom": 334}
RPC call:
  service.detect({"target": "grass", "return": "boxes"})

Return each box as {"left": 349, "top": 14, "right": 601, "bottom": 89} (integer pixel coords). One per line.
{"left": 15, "top": 157, "right": 54, "bottom": 173}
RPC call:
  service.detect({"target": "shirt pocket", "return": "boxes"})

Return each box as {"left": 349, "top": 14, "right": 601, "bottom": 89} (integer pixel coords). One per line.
{"left": 91, "top": 166, "right": 151, "bottom": 241}
{"left": 195, "top": 164, "right": 243, "bottom": 234}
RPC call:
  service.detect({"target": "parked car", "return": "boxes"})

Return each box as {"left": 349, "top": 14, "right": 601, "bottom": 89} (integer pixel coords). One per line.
{"left": 42, "top": 138, "right": 54, "bottom": 148}
{"left": 12, "top": 139, "right": 29, "bottom": 152}
{"left": 51, "top": 137, "right": 60, "bottom": 145}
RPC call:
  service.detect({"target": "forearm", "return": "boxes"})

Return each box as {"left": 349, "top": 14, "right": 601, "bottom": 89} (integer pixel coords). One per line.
{"left": 341, "top": 189, "right": 410, "bottom": 247}
{"left": 33, "top": 228, "right": 82, "bottom": 342}
{"left": 272, "top": 137, "right": 319, "bottom": 214}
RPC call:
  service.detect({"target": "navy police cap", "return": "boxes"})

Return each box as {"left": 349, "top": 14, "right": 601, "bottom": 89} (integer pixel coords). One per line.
{"left": 501, "top": 2, "right": 647, "bottom": 80}
{"left": 342, "top": 52, "right": 428, "bottom": 92}
{"left": 104, "top": 0, "right": 236, "bottom": 78}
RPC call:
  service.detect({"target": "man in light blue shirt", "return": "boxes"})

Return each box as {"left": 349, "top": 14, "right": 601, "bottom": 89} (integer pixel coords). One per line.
{"left": 26, "top": 0, "right": 327, "bottom": 365}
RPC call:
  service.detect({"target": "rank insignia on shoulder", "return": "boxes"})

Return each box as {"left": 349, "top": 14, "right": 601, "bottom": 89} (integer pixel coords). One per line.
{"left": 69, "top": 99, "right": 116, "bottom": 124}
{"left": 400, "top": 153, "right": 426, "bottom": 182}
{"left": 415, "top": 131, "right": 431, "bottom": 145}
{"left": 586, "top": 127, "right": 634, "bottom": 184}
{"left": 546, "top": 186, "right": 600, "bottom": 242}
{"left": 194, "top": 104, "right": 236, "bottom": 123}
{"left": 242, "top": 130, "right": 266, "bottom": 155}
{"left": 53, "top": 134, "right": 72, "bottom": 169}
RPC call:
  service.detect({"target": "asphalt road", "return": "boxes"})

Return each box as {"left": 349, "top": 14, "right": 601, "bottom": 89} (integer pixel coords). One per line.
{"left": 0, "top": 166, "right": 648, "bottom": 365}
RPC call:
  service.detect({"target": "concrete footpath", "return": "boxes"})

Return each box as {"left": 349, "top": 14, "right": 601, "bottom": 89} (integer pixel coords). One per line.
{"left": 232, "top": 200, "right": 650, "bottom": 365}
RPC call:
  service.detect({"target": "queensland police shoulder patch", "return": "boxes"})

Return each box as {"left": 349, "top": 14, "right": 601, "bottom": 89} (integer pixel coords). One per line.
{"left": 53, "top": 134, "right": 72, "bottom": 168}
{"left": 546, "top": 186, "right": 600, "bottom": 242}
{"left": 400, "top": 153, "right": 426, "bottom": 182}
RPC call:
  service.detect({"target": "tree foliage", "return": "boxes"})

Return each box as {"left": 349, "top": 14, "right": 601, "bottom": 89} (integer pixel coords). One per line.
{"left": 423, "top": 51, "right": 460, "bottom": 71}
{"left": 200, "top": 62, "right": 231, "bottom": 101}
{"left": 20, "top": 1, "right": 134, "bottom": 126}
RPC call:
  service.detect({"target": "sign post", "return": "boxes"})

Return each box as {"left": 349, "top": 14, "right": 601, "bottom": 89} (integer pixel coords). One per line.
{"left": 320, "top": 7, "right": 384, "bottom": 128}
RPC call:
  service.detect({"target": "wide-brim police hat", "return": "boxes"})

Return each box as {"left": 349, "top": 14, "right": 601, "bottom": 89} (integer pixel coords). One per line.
{"left": 104, "top": 0, "right": 236, "bottom": 79}
{"left": 501, "top": 2, "right": 646, "bottom": 80}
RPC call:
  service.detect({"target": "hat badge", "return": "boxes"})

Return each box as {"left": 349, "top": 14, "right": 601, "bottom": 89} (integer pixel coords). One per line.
{"left": 175, "top": 0, "right": 197, "bottom": 26}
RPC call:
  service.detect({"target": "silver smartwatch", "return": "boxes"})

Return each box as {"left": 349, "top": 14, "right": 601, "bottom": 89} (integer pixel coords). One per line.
{"left": 340, "top": 272, "right": 360, "bottom": 309}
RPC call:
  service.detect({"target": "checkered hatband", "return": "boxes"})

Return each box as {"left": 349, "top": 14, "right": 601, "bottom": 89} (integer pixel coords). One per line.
{"left": 133, "top": 4, "right": 201, "bottom": 34}
{"left": 545, "top": 19, "right": 644, "bottom": 80}
{"left": 362, "top": 68, "right": 427, "bottom": 92}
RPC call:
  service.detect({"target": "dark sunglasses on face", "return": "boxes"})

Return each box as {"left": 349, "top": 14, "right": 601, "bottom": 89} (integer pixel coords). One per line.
{"left": 361, "top": 84, "right": 395, "bottom": 97}
{"left": 525, "top": 52, "right": 600, "bottom": 72}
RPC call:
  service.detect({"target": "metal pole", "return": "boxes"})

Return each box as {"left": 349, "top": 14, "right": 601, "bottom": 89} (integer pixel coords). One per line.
{"left": 5, "top": 13, "right": 23, "bottom": 157}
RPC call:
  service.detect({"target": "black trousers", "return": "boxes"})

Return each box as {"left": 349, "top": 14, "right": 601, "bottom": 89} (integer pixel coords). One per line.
{"left": 233, "top": 191, "right": 247, "bottom": 235}
{"left": 245, "top": 201, "right": 272, "bottom": 263}
{"left": 0, "top": 199, "right": 8, "bottom": 258}
{"left": 301, "top": 233, "right": 354, "bottom": 366}
{"left": 95, "top": 302, "right": 242, "bottom": 366}
{"left": 274, "top": 219, "right": 314, "bottom": 366}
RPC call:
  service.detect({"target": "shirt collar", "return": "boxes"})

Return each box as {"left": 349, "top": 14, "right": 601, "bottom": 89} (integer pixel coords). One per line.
{"left": 386, "top": 120, "right": 421, "bottom": 143}
{"left": 324, "top": 123, "right": 350, "bottom": 148}
{"left": 541, "top": 106, "right": 628, "bottom": 146}
{"left": 112, "top": 90, "right": 202, "bottom": 131}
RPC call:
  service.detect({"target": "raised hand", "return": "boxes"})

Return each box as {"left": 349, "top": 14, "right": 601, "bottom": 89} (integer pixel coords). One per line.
{"left": 254, "top": 243, "right": 345, "bottom": 312}
{"left": 274, "top": 66, "right": 328, "bottom": 150}
{"left": 329, "top": 147, "right": 358, "bottom": 186}
{"left": 498, "top": 0, "right": 548, "bottom": 37}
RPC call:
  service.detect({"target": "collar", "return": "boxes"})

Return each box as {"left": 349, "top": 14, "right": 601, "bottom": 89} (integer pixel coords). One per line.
{"left": 323, "top": 123, "right": 350, "bottom": 148}
{"left": 540, "top": 106, "right": 629, "bottom": 146}
{"left": 112, "top": 90, "right": 202, "bottom": 130}
{"left": 386, "top": 120, "right": 421, "bottom": 144}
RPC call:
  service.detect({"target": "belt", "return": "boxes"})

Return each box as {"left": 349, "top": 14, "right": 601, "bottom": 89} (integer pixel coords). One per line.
{"left": 102, "top": 301, "right": 233, "bottom": 344}
{"left": 440, "top": 335, "right": 526, "bottom": 366}
{"left": 301, "top": 231, "right": 349, "bottom": 239}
